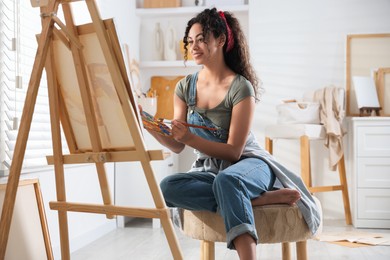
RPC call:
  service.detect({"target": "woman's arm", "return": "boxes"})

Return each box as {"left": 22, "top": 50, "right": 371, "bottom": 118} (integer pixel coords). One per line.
{"left": 172, "top": 96, "right": 255, "bottom": 162}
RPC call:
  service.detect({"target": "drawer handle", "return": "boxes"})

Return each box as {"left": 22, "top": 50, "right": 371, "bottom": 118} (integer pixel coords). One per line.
{"left": 168, "top": 163, "right": 174, "bottom": 167}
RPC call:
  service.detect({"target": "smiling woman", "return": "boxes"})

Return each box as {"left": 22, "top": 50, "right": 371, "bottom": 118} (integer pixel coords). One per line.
{"left": 144, "top": 7, "right": 321, "bottom": 260}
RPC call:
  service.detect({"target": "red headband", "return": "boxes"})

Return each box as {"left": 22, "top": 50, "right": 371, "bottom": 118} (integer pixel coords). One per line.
{"left": 219, "top": 11, "right": 234, "bottom": 52}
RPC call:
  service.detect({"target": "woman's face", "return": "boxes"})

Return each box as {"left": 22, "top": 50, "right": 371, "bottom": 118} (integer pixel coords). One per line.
{"left": 187, "top": 23, "right": 222, "bottom": 65}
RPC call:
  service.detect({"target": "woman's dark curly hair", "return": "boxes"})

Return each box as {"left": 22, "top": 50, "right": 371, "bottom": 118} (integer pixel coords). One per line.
{"left": 183, "top": 8, "right": 262, "bottom": 102}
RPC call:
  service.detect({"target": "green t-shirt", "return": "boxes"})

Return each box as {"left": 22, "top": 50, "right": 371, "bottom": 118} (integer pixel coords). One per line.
{"left": 175, "top": 74, "right": 255, "bottom": 131}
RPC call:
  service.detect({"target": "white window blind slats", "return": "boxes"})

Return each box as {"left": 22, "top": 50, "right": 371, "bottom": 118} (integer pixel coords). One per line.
{"left": 16, "top": 53, "right": 36, "bottom": 68}
{"left": 4, "top": 94, "right": 51, "bottom": 113}
{"left": 6, "top": 140, "right": 53, "bottom": 152}
{"left": 5, "top": 149, "right": 54, "bottom": 160}
{"left": 4, "top": 120, "right": 51, "bottom": 132}
{"left": 1, "top": 7, "right": 13, "bottom": 22}
{"left": 3, "top": 88, "right": 21, "bottom": 101}
{"left": 2, "top": 60, "right": 15, "bottom": 73}
{"left": 1, "top": 40, "right": 14, "bottom": 54}
{"left": 4, "top": 121, "right": 12, "bottom": 131}
{"left": 2, "top": 83, "right": 49, "bottom": 101}
{"left": 6, "top": 130, "right": 52, "bottom": 142}
{"left": 3, "top": 156, "right": 50, "bottom": 169}
{"left": 0, "top": 26, "right": 13, "bottom": 40}
{"left": 6, "top": 139, "right": 53, "bottom": 152}
{"left": 1, "top": 0, "right": 65, "bottom": 174}
{"left": 5, "top": 110, "right": 50, "bottom": 124}
{"left": 3, "top": 101, "right": 18, "bottom": 115}
{"left": 4, "top": 100, "right": 51, "bottom": 117}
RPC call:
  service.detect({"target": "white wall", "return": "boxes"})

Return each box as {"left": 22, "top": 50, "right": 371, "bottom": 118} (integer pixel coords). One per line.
{"left": 249, "top": 0, "right": 390, "bottom": 220}
{"left": 97, "top": 0, "right": 139, "bottom": 59}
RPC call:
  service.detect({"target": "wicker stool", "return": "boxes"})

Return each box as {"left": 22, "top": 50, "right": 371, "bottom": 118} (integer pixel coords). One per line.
{"left": 181, "top": 197, "right": 322, "bottom": 260}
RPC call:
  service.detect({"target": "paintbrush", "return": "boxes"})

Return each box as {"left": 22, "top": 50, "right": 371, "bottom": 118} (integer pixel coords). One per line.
{"left": 160, "top": 119, "right": 217, "bottom": 131}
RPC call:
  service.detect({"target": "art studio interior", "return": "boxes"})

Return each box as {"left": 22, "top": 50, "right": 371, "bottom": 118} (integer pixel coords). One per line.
{"left": 0, "top": 0, "right": 389, "bottom": 259}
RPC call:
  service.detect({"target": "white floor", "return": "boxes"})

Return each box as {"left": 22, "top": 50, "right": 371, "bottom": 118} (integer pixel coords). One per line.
{"left": 71, "top": 219, "right": 390, "bottom": 260}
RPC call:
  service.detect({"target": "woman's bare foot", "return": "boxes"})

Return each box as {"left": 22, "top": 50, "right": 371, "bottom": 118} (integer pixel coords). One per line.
{"left": 251, "top": 188, "right": 301, "bottom": 206}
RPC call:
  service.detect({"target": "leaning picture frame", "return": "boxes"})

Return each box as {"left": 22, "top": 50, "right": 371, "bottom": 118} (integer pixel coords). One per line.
{"left": 346, "top": 33, "right": 390, "bottom": 116}
{"left": 0, "top": 179, "right": 53, "bottom": 260}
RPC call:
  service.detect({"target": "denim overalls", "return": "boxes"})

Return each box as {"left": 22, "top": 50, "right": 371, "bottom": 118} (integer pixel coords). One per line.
{"left": 186, "top": 72, "right": 229, "bottom": 143}
{"left": 160, "top": 72, "right": 276, "bottom": 249}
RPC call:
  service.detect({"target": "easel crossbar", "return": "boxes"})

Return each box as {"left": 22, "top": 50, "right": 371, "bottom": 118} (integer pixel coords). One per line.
{"left": 50, "top": 14, "right": 83, "bottom": 49}
{"left": 46, "top": 150, "right": 168, "bottom": 164}
{"left": 49, "top": 202, "right": 168, "bottom": 219}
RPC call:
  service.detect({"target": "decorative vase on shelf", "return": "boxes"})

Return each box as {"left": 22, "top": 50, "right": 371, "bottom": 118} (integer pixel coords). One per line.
{"left": 195, "top": 0, "right": 205, "bottom": 6}
{"left": 164, "top": 22, "right": 177, "bottom": 61}
{"left": 154, "top": 22, "right": 164, "bottom": 61}
{"left": 182, "top": 0, "right": 204, "bottom": 6}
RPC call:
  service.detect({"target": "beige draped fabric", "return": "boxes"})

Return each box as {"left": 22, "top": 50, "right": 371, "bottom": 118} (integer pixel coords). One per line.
{"left": 313, "top": 86, "right": 346, "bottom": 171}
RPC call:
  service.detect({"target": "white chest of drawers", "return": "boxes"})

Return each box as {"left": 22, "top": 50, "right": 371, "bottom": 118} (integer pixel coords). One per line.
{"left": 348, "top": 117, "right": 390, "bottom": 228}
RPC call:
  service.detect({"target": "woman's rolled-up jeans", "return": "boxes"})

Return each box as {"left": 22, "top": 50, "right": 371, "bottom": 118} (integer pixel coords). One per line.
{"left": 160, "top": 157, "right": 275, "bottom": 249}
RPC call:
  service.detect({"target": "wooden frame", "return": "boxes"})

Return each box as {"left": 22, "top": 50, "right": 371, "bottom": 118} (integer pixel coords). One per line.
{"left": 0, "top": 1, "right": 183, "bottom": 259}
{"left": 346, "top": 33, "right": 390, "bottom": 116}
{"left": 0, "top": 179, "right": 53, "bottom": 260}
{"left": 375, "top": 67, "right": 390, "bottom": 115}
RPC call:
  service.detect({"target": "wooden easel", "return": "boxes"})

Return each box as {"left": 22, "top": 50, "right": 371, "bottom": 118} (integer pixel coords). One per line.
{"left": 0, "top": 1, "right": 183, "bottom": 259}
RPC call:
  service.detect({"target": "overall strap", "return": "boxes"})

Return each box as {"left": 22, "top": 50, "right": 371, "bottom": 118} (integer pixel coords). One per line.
{"left": 188, "top": 72, "right": 198, "bottom": 109}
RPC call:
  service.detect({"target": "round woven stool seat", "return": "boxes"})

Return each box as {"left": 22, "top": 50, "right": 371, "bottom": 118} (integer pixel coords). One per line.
{"left": 181, "top": 197, "right": 322, "bottom": 244}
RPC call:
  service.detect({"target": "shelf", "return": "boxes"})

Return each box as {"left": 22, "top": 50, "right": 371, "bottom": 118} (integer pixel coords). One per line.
{"left": 349, "top": 116, "right": 390, "bottom": 121}
{"left": 140, "top": 60, "right": 200, "bottom": 68}
{"left": 135, "top": 5, "right": 249, "bottom": 17}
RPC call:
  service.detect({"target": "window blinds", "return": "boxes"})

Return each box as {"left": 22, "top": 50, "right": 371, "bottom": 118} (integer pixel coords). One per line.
{"left": 0, "top": 0, "right": 61, "bottom": 174}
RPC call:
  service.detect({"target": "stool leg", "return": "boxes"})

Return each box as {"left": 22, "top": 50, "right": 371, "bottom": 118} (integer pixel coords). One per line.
{"left": 338, "top": 155, "right": 352, "bottom": 225}
{"left": 296, "top": 241, "right": 307, "bottom": 260}
{"left": 265, "top": 137, "right": 273, "bottom": 154}
{"left": 200, "top": 240, "right": 215, "bottom": 260}
{"left": 282, "top": 242, "right": 291, "bottom": 260}
{"left": 300, "top": 136, "right": 312, "bottom": 188}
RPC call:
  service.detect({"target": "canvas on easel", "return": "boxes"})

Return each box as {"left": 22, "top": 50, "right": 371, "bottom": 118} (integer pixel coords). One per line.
{"left": 0, "top": 1, "right": 183, "bottom": 259}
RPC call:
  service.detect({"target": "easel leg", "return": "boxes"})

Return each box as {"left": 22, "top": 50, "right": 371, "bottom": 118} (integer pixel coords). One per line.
{"left": 45, "top": 40, "right": 71, "bottom": 259}
{"left": 160, "top": 211, "right": 184, "bottom": 260}
{"left": 0, "top": 2, "right": 58, "bottom": 258}
{"left": 96, "top": 162, "right": 114, "bottom": 219}
{"left": 141, "top": 160, "right": 183, "bottom": 260}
